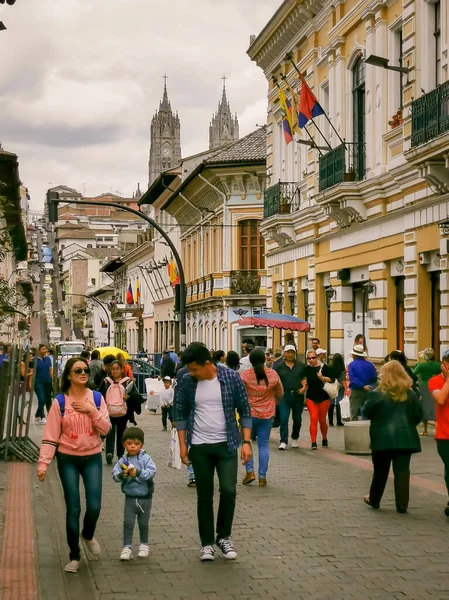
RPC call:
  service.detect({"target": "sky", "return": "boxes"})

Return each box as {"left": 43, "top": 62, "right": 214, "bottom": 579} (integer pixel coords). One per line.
{"left": 0, "top": 0, "right": 280, "bottom": 211}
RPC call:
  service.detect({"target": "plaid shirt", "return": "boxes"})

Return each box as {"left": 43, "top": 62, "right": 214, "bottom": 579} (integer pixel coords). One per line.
{"left": 173, "top": 364, "right": 252, "bottom": 451}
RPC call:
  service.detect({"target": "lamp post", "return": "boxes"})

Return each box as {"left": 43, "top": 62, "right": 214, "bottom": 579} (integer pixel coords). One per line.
{"left": 288, "top": 287, "right": 296, "bottom": 316}
{"left": 276, "top": 290, "right": 284, "bottom": 313}
{"left": 362, "top": 280, "right": 376, "bottom": 344}
{"left": 325, "top": 285, "right": 336, "bottom": 355}
{"left": 62, "top": 292, "right": 111, "bottom": 346}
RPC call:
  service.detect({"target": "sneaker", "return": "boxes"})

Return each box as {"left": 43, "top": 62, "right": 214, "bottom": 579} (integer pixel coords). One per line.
{"left": 64, "top": 560, "right": 80, "bottom": 573}
{"left": 242, "top": 471, "right": 256, "bottom": 485}
{"left": 82, "top": 536, "right": 101, "bottom": 556}
{"left": 216, "top": 537, "right": 237, "bottom": 560}
{"left": 106, "top": 453, "right": 113, "bottom": 465}
{"left": 138, "top": 544, "right": 149, "bottom": 558}
{"left": 120, "top": 547, "right": 133, "bottom": 561}
{"left": 187, "top": 479, "right": 196, "bottom": 488}
{"left": 322, "top": 439, "right": 328, "bottom": 448}
{"left": 291, "top": 440, "right": 299, "bottom": 448}
{"left": 40, "top": 417, "right": 47, "bottom": 425}
{"left": 279, "top": 442, "right": 287, "bottom": 451}
{"left": 200, "top": 545, "right": 215, "bottom": 561}
{"left": 311, "top": 442, "right": 317, "bottom": 450}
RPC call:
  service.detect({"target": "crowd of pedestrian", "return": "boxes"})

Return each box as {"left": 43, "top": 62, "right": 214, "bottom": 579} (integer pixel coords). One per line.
{"left": 30, "top": 335, "right": 449, "bottom": 572}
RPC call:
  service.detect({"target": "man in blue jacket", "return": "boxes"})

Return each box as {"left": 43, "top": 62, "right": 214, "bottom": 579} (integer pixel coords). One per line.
{"left": 348, "top": 345, "right": 378, "bottom": 420}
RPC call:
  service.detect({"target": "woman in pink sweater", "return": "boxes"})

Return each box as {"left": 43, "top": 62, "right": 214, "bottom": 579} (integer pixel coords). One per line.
{"left": 37, "top": 357, "right": 111, "bottom": 574}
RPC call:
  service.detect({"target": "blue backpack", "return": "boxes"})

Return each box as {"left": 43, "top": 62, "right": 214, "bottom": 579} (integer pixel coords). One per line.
{"left": 56, "top": 391, "right": 102, "bottom": 416}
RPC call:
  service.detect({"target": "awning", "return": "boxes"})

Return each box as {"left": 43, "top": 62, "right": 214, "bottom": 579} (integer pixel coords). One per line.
{"left": 238, "top": 312, "right": 310, "bottom": 332}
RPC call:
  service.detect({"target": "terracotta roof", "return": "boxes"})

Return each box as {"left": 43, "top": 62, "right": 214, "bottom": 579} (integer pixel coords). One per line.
{"left": 206, "top": 127, "right": 267, "bottom": 164}
{"left": 58, "top": 230, "right": 96, "bottom": 240}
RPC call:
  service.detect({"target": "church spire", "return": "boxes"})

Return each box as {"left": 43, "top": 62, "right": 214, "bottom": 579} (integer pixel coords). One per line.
{"left": 209, "top": 77, "right": 239, "bottom": 150}
{"left": 160, "top": 74, "right": 171, "bottom": 112}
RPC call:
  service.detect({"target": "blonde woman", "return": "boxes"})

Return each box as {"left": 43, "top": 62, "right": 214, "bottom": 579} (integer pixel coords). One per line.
{"left": 362, "top": 361, "right": 423, "bottom": 514}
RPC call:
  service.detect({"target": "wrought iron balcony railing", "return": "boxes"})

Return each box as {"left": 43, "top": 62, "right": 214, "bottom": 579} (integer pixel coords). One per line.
{"left": 263, "top": 182, "right": 300, "bottom": 218}
{"left": 318, "top": 142, "right": 365, "bottom": 192}
{"left": 411, "top": 80, "right": 449, "bottom": 147}
{"left": 230, "top": 270, "right": 261, "bottom": 295}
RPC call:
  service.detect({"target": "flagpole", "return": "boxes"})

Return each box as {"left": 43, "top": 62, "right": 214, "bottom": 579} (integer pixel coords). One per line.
{"left": 285, "top": 53, "right": 346, "bottom": 148}
{"left": 273, "top": 76, "right": 324, "bottom": 157}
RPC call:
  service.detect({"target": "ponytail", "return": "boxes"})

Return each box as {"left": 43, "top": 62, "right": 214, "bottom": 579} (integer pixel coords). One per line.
{"left": 249, "top": 348, "right": 268, "bottom": 387}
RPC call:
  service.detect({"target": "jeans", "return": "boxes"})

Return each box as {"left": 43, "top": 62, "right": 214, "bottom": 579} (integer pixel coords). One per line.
{"left": 161, "top": 406, "right": 173, "bottom": 429}
{"left": 306, "top": 399, "right": 331, "bottom": 443}
{"left": 350, "top": 388, "right": 369, "bottom": 420}
{"left": 56, "top": 452, "right": 103, "bottom": 561}
{"left": 189, "top": 442, "right": 237, "bottom": 546}
{"left": 369, "top": 450, "right": 412, "bottom": 510}
{"left": 123, "top": 496, "right": 152, "bottom": 547}
{"left": 279, "top": 393, "right": 304, "bottom": 444}
{"left": 246, "top": 417, "right": 273, "bottom": 478}
{"left": 34, "top": 381, "right": 53, "bottom": 418}
{"left": 437, "top": 439, "right": 449, "bottom": 496}
{"left": 105, "top": 415, "right": 128, "bottom": 459}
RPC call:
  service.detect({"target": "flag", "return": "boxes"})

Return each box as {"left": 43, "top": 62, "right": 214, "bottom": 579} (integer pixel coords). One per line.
{"left": 279, "top": 88, "right": 294, "bottom": 144}
{"left": 126, "top": 282, "right": 134, "bottom": 305}
{"left": 100, "top": 317, "right": 108, "bottom": 328}
{"left": 298, "top": 73, "right": 324, "bottom": 128}
{"left": 167, "top": 258, "right": 180, "bottom": 287}
{"left": 134, "top": 278, "right": 140, "bottom": 305}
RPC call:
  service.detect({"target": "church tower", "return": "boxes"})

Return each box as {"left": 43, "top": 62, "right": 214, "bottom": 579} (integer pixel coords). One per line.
{"left": 209, "top": 78, "right": 239, "bottom": 150}
{"left": 148, "top": 78, "right": 181, "bottom": 187}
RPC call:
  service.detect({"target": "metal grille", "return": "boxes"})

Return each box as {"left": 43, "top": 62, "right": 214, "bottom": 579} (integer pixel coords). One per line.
{"left": 411, "top": 81, "right": 449, "bottom": 147}
{"left": 263, "top": 182, "right": 300, "bottom": 218}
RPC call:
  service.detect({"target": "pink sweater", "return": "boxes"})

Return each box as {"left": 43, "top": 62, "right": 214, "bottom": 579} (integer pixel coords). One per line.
{"left": 38, "top": 390, "right": 111, "bottom": 472}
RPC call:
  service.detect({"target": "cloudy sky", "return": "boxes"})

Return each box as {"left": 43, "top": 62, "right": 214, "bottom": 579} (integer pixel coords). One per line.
{"left": 0, "top": 0, "right": 279, "bottom": 210}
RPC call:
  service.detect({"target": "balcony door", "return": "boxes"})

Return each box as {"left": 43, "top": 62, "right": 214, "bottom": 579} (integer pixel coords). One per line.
{"left": 239, "top": 220, "right": 265, "bottom": 270}
{"left": 431, "top": 272, "right": 440, "bottom": 352}
{"left": 352, "top": 57, "right": 366, "bottom": 179}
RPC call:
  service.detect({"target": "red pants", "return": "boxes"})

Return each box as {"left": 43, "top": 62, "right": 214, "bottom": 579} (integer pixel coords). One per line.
{"left": 306, "top": 399, "right": 331, "bottom": 443}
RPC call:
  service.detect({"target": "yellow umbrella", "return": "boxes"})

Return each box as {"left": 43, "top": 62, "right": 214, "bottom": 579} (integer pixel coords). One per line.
{"left": 93, "top": 346, "right": 130, "bottom": 360}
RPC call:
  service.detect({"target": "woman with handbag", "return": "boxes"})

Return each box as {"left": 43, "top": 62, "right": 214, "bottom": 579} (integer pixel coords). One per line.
{"left": 328, "top": 353, "right": 346, "bottom": 426}
{"left": 300, "top": 349, "right": 336, "bottom": 449}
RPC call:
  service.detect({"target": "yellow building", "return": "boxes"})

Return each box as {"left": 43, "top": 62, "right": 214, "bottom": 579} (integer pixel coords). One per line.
{"left": 248, "top": 0, "right": 449, "bottom": 362}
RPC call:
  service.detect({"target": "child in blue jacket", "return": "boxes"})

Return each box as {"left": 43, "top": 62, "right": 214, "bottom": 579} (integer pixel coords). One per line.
{"left": 112, "top": 427, "right": 156, "bottom": 560}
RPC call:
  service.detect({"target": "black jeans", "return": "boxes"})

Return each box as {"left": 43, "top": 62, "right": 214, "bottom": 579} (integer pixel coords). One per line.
{"left": 161, "top": 406, "right": 173, "bottom": 429}
{"left": 105, "top": 415, "right": 128, "bottom": 459}
{"left": 279, "top": 393, "right": 304, "bottom": 444}
{"left": 437, "top": 439, "right": 449, "bottom": 495}
{"left": 56, "top": 452, "right": 103, "bottom": 561}
{"left": 369, "top": 450, "right": 412, "bottom": 510}
{"left": 189, "top": 442, "right": 238, "bottom": 546}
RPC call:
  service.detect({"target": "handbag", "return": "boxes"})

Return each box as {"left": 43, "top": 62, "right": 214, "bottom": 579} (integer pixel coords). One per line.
{"left": 167, "top": 427, "right": 182, "bottom": 470}
{"left": 340, "top": 395, "right": 350, "bottom": 419}
{"left": 320, "top": 367, "right": 339, "bottom": 400}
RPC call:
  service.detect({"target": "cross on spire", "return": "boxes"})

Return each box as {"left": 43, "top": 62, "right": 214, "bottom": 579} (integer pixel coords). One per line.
{"left": 222, "top": 75, "right": 227, "bottom": 89}
{"left": 163, "top": 74, "right": 168, "bottom": 86}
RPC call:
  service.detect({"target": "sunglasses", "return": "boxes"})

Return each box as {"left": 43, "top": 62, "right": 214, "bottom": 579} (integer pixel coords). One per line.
{"left": 72, "top": 367, "right": 90, "bottom": 375}
{"left": 308, "top": 356, "right": 318, "bottom": 360}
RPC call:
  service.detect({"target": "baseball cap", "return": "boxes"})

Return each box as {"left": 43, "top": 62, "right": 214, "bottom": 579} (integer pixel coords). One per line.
{"left": 316, "top": 348, "right": 327, "bottom": 355}
{"left": 284, "top": 345, "right": 296, "bottom": 353}
{"left": 163, "top": 376, "right": 172, "bottom": 382}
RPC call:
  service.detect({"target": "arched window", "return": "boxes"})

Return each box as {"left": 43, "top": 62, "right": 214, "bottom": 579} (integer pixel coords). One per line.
{"left": 352, "top": 57, "right": 366, "bottom": 179}
{"left": 238, "top": 219, "right": 265, "bottom": 270}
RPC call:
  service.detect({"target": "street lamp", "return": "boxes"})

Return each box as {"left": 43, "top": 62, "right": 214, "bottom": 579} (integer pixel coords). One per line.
{"left": 325, "top": 285, "right": 336, "bottom": 355}
{"left": 288, "top": 287, "right": 296, "bottom": 315}
{"left": 62, "top": 292, "right": 111, "bottom": 346}
{"left": 364, "top": 54, "right": 410, "bottom": 73}
{"left": 362, "top": 280, "right": 376, "bottom": 343}
{"left": 276, "top": 290, "right": 284, "bottom": 313}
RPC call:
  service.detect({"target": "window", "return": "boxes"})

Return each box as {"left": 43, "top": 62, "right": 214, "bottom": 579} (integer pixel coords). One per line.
{"left": 352, "top": 57, "right": 366, "bottom": 179}
{"left": 87, "top": 244, "right": 93, "bottom": 248}
{"left": 434, "top": 1, "right": 441, "bottom": 86}
{"left": 238, "top": 220, "right": 264, "bottom": 270}
{"left": 91, "top": 278, "right": 96, "bottom": 286}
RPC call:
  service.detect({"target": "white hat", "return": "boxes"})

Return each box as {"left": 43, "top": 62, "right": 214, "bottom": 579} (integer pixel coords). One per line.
{"left": 316, "top": 348, "right": 327, "bottom": 355}
{"left": 283, "top": 345, "right": 296, "bottom": 353}
{"left": 352, "top": 344, "right": 367, "bottom": 357}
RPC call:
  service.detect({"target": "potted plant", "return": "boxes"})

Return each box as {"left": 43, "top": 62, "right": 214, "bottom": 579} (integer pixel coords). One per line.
{"left": 344, "top": 165, "right": 356, "bottom": 182}
{"left": 279, "top": 196, "right": 291, "bottom": 213}
{"left": 388, "top": 108, "right": 403, "bottom": 129}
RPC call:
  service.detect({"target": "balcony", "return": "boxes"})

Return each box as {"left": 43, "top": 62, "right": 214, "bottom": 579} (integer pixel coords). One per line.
{"left": 411, "top": 81, "right": 449, "bottom": 147}
{"left": 263, "top": 182, "right": 300, "bottom": 219}
{"left": 318, "top": 142, "right": 365, "bottom": 192}
{"left": 230, "top": 270, "right": 261, "bottom": 295}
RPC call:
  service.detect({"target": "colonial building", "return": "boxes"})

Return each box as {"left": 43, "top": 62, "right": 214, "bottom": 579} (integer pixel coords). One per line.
{"left": 154, "top": 128, "right": 268, "bottom": 351}
{"left": 209, "top": 79, "right": 240, "bottom": 149}
{"left": 148, "top": 81, "right": 182, "bottom": 186}
{"left": 248, "top": 0, "right": 449, "bottom": 362}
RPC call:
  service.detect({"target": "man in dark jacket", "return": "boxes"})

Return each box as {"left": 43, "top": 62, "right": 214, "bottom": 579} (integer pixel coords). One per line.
{"left": 274, "top": 345, "right": 305, "bottom": 450}
{"left": 348, "top": 345, "right": 378, "bottom": 420}
{"left": 160, "top": 350, "right": 176, "bottom": 378}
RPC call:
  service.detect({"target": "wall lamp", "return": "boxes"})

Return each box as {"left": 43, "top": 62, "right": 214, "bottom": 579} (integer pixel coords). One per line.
{"left": 325, "top": 285, "right": 336, "bottom": 308}
{"left": 364, "top": 54, "right": 410, "bottom": 74}
{"left": 363, "top": 280, "right": 376, "bottom": 296}
{"left": 276, "top": 291, "right": 284, "bottom": 313}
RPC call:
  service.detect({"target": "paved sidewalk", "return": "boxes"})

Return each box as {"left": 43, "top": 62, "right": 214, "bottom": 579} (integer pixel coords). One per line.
{"left": 2, "top": 408, "right": 449, "bottom": 600}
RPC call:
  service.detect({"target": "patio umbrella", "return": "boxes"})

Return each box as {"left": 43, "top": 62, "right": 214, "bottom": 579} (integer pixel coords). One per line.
{"left": 238, "top": 312, "right": 310, "bottom": 332}
{"left": 93, "top": 346, "right": 130, "bottom": 359}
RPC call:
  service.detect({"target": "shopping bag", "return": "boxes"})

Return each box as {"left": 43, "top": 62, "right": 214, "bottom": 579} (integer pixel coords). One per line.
{"left": 340, "top": 395, "right": 350, "bottom": 420}
{"left": 167, "top": 427, "right": 182, "bottom": 470}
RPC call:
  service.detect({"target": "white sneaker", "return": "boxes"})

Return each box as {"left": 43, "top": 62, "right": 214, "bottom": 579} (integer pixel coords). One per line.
{"left": 64, "top": 560, "right": 80, "bottom": 573}
{"left": 291, "top": 441, "right": 299, "bottom": 448}
{"left": 279, "top": 442, "right": 287, "bottom": 450}
{"left": 120, "top": 547, "right": 133, "bottom": 561}
{"left": 40, "top": 417, "right": 47, "bottom": 425}
{"left": 200, "top": 545, "right": 215, "bottom": 561}
{"left": 82, "top": 536, "right": 101, "bottom": 556}
{"left": 138, "top": 544, "right": 149, "bottom": 558}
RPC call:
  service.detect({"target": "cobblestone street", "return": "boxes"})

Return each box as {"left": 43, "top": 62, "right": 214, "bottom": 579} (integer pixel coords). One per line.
{"left": 1, "top": 408, "right": 441, "bottom": 600}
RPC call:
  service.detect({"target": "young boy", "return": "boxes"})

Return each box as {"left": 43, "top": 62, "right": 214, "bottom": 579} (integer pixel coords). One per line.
{"left": 160, "top": 376, "right": 174, "bottom": 431}
{"left": 112, "top": 427, "right": 156, "bottom": 560}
